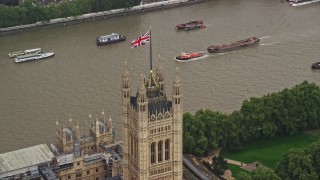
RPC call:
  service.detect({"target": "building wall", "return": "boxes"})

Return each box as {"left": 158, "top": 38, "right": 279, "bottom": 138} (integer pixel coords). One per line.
{"left": 57, "top": 157, "right": 107, "bottom": 180}
{"left": 122, "top": 62, "right": 183, "bottom": 180}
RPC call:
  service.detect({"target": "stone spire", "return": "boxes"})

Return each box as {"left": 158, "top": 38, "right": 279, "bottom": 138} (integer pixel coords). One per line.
{"left": 123, "top": 61, "right": 130, "bottom": 77}
{"left": 75, "top": 121, "right": 80, "bottom": 141}
{"left": 156, "top": 54, "right": 165, "bottom": 94}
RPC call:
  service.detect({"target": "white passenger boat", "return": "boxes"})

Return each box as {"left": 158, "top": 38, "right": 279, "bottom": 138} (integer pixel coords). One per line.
{"left": 289, "top": 0, "right": 320, "bottom": 6}
{"left": 96, "top": 33, "right": 126, "bottom": 45}
{"left": 14, "top": 52, "right": 55, "bottom": 63}
{"left": 9, "top": 48, "right": 42, "bottom": 58}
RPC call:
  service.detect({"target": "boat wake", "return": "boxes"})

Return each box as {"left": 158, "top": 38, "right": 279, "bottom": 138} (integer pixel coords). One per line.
{"left": 259, "top": 36, "right": 271, "bottom": 40}
{"left": 260, "top": 42, "right": 278, "bottom": 46}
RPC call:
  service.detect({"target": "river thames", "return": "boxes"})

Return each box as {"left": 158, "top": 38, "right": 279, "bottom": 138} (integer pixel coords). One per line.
{"left": 0, "top": 0, "right": 319, "bottom": 153}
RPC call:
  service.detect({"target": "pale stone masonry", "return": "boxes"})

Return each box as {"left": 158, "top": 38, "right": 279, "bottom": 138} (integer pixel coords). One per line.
{"left": 54, "top": 113, "right": 121, "bottom": 180}
{"left": 122, "top": 58, "right": 183, "bottom": 180}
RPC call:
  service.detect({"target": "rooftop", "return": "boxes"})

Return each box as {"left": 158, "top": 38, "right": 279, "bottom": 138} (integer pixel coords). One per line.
{"left": 0, "top": 144, "right": 54, "bottom": 174}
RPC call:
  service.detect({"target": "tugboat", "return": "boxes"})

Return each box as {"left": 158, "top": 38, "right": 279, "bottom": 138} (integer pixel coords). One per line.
{"left": 9, "top": 48, "right": 41, "bottom": 58}
{"left": 207, "top": 37, "right": 260, "bottom": 53}
{"left": 174, "top": 52, "right": 204, "bottom": 62}
{"left": 176, "top": 20, "right": 206, "bottom": 31}
{"left": 96, "top": 33, "right": 126, "bottom": 45}
{"left": 311, "top": 62, "right": 320, "bottom": 70}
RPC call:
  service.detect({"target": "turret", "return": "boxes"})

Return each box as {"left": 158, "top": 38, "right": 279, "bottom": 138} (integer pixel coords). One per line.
{"left": 108, "top": 116, "right": 113, "bottom": 134}
{"left": 95, "top": 117, "right": 100, "bottom": 137}
{"left": 122, "top": 61, "right": 131, "bottom": 179}
{"left": 156, "top": 55, "right": 165, "bottom": 94}
{"left": 75, "top": 122, "right": 80, "bottom": 141}
{"left": 137, "top": 75, "right": 147, "bottom": 110}
{"left": 172, "top": 67, "right": 183, "bottom": 179}
{"left": 122, "top": 61, "right": 131, "bottom": 108}
{"left": 56, "top": 120, "right": 60, "bottom": 138}
{"left": 172, "top": 67, "right": 182, "bottom": 108}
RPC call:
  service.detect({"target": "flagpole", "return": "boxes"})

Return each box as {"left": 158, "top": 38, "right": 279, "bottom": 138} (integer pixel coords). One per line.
{"left": 149, "top": 27, "right": 152, "bottom": 72}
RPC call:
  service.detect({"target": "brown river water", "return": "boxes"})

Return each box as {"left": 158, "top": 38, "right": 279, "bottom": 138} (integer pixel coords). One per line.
{"left": 0, "top": 0, "right": 320, "bottom": 153}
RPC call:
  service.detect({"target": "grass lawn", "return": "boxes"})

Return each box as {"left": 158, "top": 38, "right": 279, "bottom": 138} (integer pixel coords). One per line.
{"left": 221, "top": 130, "right": 320, "bottom": 170}
{"left": 228, "top": 164, "right": 249, "bottom": 179}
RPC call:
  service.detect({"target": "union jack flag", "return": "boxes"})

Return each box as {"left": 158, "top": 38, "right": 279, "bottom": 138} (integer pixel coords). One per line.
{"left": 131, "top": 31, "right": 151, "bottom": 48}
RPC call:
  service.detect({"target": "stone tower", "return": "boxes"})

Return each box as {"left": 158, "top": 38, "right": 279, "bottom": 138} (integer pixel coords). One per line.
{"left": 55, "top": 111, "right": 113, "bottom": 155}
{"left": 56, "top": 118, "right": 76, "bottom": 154}
{"left": 89, "top": 110, "right": 113, "bottom": 152}
{"left": 122, "top": 58, "right": 183, "bottom": 180}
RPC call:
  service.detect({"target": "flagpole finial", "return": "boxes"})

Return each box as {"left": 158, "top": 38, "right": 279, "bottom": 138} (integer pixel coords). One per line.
{"left": 150, "top": 25, "right": 152, "bottom": 30}
{"left": 158, "top": 54, "right": 161, "bottom": 59}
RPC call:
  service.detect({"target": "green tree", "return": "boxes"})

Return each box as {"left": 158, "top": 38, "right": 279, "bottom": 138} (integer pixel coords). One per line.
{"left": 237, "top": 172, "right": 253, "bottom": 180}
{"left": 275, "top": 148, "right": 318, "bottom": 180}
{"left": 211, "top": 156, "right": 228, "bottom": 176}
{"left": 252, "top": 167, "right": 281, "bottom": 180}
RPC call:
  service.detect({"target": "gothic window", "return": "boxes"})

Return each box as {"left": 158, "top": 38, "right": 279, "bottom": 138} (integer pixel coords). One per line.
{"left": 140, "top": 105, "right": 145, "bottom": 112}
{"left": 151, "top": 142, "right": 155, "bottom": 164}
{"left": 158, "top": 141, "right": 163, "bottom": 162}
{"left": 130, "top": 134, "right": 133, "bottom": 156}
{"left": 165, "top": 139, "right": 170, "bottom": 160}
{"left": 134, "top": 138, "right": 137, "bottom": 158}
{"left": 76, "top": 173, "right": 82, "bottom": 178}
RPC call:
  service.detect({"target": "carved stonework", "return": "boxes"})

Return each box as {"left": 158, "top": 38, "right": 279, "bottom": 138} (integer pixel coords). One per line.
{"left": 122, "top": 62, "right": 183, "bottom": 180}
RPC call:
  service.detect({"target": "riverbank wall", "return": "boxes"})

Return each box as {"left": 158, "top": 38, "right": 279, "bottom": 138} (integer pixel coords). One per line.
{"left": 0, "top": 0, "right": 207, "bottom": 36}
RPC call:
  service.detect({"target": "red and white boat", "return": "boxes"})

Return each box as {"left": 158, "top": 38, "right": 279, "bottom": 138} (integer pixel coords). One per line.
{"left": 176, "top": 20, "right": 205, "bottom": 31}
{"left": 174, "top": 52, "right": 204, "bottom": 62}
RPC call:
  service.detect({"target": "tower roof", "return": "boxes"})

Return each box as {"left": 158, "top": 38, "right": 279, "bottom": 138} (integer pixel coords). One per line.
{"left": 0, "top": 144, "right": 54, "bottom": 176}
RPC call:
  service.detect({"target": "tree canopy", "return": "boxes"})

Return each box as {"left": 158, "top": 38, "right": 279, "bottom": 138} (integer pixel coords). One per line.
{"left": 183, "top": 81, "right": 320, "bottom": 155}
{"left": 238, "top": 167, "right": 281, "bottom": 180}
{"left": 0, "top": 0, "right": 140, "bottom": 28}
{"left": 275, "top": 141, "right": 320, "bottom": 179}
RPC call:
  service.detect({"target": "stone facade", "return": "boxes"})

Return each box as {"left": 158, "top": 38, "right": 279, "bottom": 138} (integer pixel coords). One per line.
{"left": 55, "top": 112, "right": 113, "bottom": 155}
{"left": 122, "top": 59, "right": 183, "bottom": 180}
{"left": 54, "top": 112, "right": 119, "bottom": 180}
{"left": 57, "top": 155, "right": 109, "bottom": 180}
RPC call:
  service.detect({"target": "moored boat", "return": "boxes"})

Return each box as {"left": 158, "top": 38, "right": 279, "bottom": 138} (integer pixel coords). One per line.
{"left": 174, "top": 52, "right": 204, "bottom": 62}
{"left": 14, "top": 52, "right": 55, "bottom": 63}
{"left": 176, "top": 20, "right": 205, "bottom": 31}
{"left": 311, "top": 62, "right": 320, "bottom": 70}
{"left": 96, "top": 33, "right": 126, "bottom": 45}
{"left": 9, "top": 48, "right": 41, "bottom": 58}
{"left": 207, "top": 37, "right": 260, "bottom": 53}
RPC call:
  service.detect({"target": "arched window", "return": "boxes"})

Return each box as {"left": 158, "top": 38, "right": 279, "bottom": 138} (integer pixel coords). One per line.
{"left": 158, "top": 141, "right": 163, "bottom": 162}
{"left": 151, "top": 143, "right": 155, "bottom": 164}
{"left": 134, "top": 138, "right": 137, "bottom": 158}
{"left": 130, "top": 134, "right": 133, "bottom": 156}
{"left": 165, "top": 139, "right": 170, "bottom": 160}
